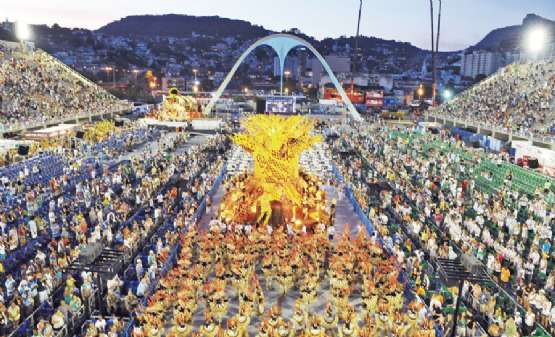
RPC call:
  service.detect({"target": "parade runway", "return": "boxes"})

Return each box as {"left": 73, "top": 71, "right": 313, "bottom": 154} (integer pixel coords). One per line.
{"left": 178, "top": 179, "right": 365, "bottom": 334}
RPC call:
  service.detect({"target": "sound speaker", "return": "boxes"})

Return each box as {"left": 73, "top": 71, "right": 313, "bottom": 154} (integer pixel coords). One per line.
{"left": 76, "top": 131, "right": 85, "bottom": 139}
{"left": 115, "top": 120, "right": 124, "bottom": 127}
{"left": 256, "top": 99, "right": 266, "bottom": 114}
{"left": 17, "top": 145, "right": 29, "bottom": 156}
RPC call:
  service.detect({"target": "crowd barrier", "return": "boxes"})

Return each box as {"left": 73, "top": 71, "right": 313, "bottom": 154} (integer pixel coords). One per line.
{"left": 344, "top": 187, "right": 374, "bottom": 235}
{"left": 332, "top": 163, "right": 375, "bottom": 235}
{"left": 191, "top": 166, "right": 227, "bottom": 224}
{"left": 331, "top": 164, "right": 344, "bottom": 184}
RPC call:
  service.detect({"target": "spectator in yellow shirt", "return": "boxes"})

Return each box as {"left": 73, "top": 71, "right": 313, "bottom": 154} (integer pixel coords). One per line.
{"left": 500, "top": 265, "right": 511, "bottom": 290}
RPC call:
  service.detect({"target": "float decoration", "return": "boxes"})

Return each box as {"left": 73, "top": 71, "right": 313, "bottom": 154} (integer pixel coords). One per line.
{"left": 219, "top": 115, "right": 329, "bottom": 229}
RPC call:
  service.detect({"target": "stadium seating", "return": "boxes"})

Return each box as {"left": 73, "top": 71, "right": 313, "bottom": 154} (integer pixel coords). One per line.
{"left": 0, "top": 40, "right": 130, "bottom": 132}
{"left": 432, "top": 59, "right": 555, "bottom": 141}
{"left": 336, "top": 124, "right": 555, "bottom": 336}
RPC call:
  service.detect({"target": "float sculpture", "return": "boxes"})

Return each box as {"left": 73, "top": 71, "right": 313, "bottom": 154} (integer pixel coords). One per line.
{"left": 155, "top": 87, "right": 201, "bottom": 121}
{"left": 219, "top": 115, "right": 329, "bottom": 229}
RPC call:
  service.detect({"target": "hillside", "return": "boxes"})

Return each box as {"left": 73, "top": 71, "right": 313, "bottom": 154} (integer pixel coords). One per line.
{"left": 96, "top": 14, "right": 269, "bottom": 39}
{"left": 474, "top": 14, "right": 555, "bottom": 50}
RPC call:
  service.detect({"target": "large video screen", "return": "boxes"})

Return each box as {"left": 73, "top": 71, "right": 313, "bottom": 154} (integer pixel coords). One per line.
{"left": 265, "top": 96, "right": 296, "bottom": 114}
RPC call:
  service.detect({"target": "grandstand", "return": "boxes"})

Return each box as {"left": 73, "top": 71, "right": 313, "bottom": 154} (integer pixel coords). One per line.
{"left": 338, "top": 124, "right": 555, "bottom": 336}
{"left": 430, "top": 59, "right": 555, "bottom": 143}
{"left": 0, "top": 40, "right": 131, "bottom": 133}
{"left": 389, "top": 129, "right": 555, "bottom": 196}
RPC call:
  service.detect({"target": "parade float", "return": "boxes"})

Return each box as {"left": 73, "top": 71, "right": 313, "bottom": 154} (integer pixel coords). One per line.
{"left": 218, "top": 115, "right": 329, "bottom": 230}
{"left": 152, "top": 87, "right": 201, "bottom": 121}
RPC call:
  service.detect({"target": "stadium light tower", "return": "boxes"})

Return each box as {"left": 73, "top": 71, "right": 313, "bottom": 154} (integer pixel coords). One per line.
{"left": 525, "top": 25, "right": 548, "bottom": 54}
{"left": 15, "top": 21, "right": 32, "bottom": 41}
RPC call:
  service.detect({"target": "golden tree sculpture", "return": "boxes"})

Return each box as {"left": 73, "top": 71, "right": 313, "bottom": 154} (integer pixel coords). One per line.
{"left": 219, "top": 115, "right": 328, "bottom": 227}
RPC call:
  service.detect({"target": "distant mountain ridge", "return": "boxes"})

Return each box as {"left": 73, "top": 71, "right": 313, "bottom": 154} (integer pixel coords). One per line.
{"left": 474, "top": 14, "right": 555, "bottom": 50}
{"left": 95, "top": 14, "right": 426, "bottom": 50}
{"left": 96, "top": 14, "right": 269, "bottom": 39}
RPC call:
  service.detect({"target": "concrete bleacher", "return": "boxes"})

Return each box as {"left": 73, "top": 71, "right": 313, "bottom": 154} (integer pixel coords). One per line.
{"left": 0, "top": 40, "right": 131, "bottom": 133}
{"left": 391, "top": 129, "right": 555, "bottom": 197}
{"left": 430, "top": 58, "right": 555, "bottom": 142}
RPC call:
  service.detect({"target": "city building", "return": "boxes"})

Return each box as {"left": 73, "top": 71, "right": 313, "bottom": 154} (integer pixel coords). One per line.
{"left": 308, "top": 55, "right": 350, "bottom": 86}
{"left": 461, "top": 50, "right": 500, "bottom": 79}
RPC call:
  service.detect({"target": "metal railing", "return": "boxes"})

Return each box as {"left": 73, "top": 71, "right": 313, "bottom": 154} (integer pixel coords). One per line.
{"left": 1, "top": 106, "right": 132, "bottom": 134}
{"left": 427, "top": 113, "right": 555, "bottom": 147}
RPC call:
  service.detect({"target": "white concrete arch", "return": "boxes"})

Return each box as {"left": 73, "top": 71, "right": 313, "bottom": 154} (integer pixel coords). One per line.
{"left": 203, "top": 33, "right": 361, "bottom": 121}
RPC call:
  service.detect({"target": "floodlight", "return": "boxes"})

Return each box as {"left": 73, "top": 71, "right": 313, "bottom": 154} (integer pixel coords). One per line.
{"left": 443, "top": 89, "right": 452, "bottom": 100}
{"left": 417, "top": 87, "right": 424, "bottom": 97}
{"left": 525, "top": 26, "right": 548, "bottom": 54}
{"left": 15, "top": 22, "right": 32, "bottom": 41}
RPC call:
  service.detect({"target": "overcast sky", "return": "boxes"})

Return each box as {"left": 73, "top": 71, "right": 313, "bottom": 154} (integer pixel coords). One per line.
{"left": 4, "top": 0, "right": 555, "bottom": 51}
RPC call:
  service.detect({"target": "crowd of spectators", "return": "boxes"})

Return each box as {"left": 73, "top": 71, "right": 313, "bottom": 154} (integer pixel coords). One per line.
{"left": 432, "top": 59, "right": 555, "bottom": 141}
{"left": 0, "top": 41, "right": 130, "bottom": 132}
{"left": 333, "top": 122, "right": 555, "bottom": 336}
{"left": 0, "top": 115, "right": 229, "bottom": 337}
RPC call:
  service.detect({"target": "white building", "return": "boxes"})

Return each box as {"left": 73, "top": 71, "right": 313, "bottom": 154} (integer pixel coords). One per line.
{"left": 461, "top": 50, "right": 500, "bottom": 79}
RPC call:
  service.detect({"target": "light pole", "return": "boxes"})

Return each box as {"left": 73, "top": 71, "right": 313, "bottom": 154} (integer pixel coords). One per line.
{"left": 350, "top": 0, "right": 363, "bottom": 96}
{"left": 429, "top": 0, "right": 437, "bottom": 107}
{"left": 104, "top": 67, "right": 115, "bottom": 88}
{"left": 15, "top": 21, "right": 32, "bottom": 43}
{"left": 443, "top": 89, "right": 452, "bottom": 101}
{"left": 417, "top": 84, "right": 425, "bottom": 115}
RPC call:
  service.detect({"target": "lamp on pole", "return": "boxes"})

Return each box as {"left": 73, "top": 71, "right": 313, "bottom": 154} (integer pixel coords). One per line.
{"left": 350, "top": 0, "right": 363, "bottom": 96}
{"left": 417, "top": 84, "right": 425, "bottom": 114}
{"left": 15, "top": 21, "right": 32, "bottom": 42}
{"left": 524, "top": 25, "right": 549, "bottom": 58}
{"left": 104, "top": 67, "right": 115, "bottom": 88}
{"left": 429, "top": 0, "right": 437, "bottom": 107}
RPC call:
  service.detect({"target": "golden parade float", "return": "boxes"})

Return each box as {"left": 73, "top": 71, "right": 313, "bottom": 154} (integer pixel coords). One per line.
{"left": 152, "top": 87, "right": 202, "bottom": 121}
{"left": 218, "top": 115, "right": 329, "bottom": 230}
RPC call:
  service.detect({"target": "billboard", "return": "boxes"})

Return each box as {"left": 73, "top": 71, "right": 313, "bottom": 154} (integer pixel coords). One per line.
{"left": 323, "top": 87, "right": 365, "bottom": 104}
{"left": 366, "top": 90, "right": 384, "bottom": 108}
{"left": 265, "top": 96, "right": 296, "bottom": 114}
